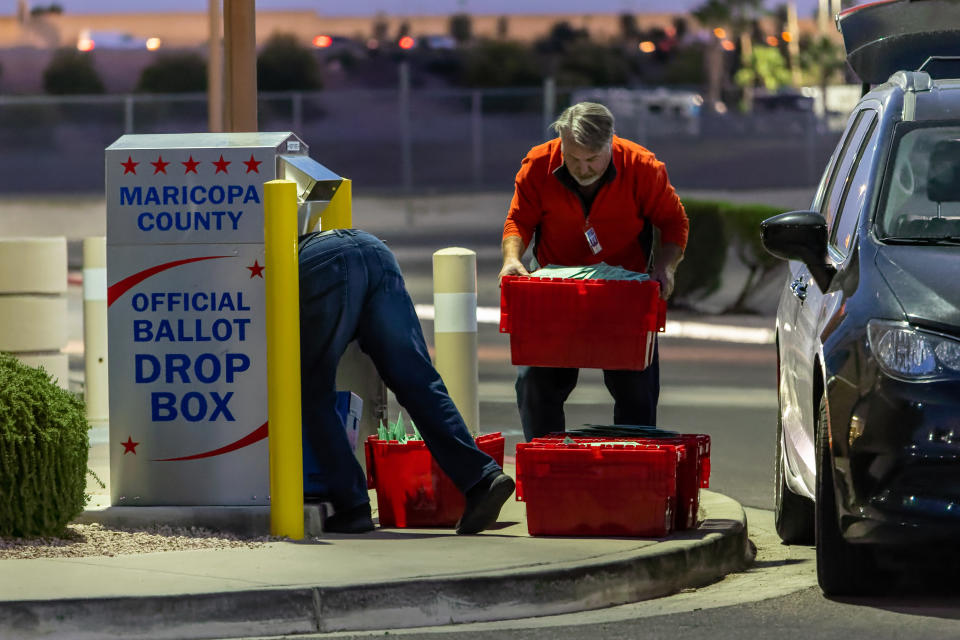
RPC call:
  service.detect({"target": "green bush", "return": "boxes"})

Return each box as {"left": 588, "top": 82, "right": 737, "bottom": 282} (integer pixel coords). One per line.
{"left": 462, "top": 40, "right": 542, "bottom": 88}
{"left": 720, "top": 201, "right": 784, "bottom": 311}
{"left": 449, "top": 13, "right": 473, "bottom": 45}
{"left": 672, "top": 199, "right": 727, "bottom": 305}
{"left": 556, "top": 41, "right": 631, "bottom": 87}
{"left": 0, "top": 354, "right": 89, "bottom": 538}
{"left": 671, "top": 199, "right": 785, "bottom": 312}
{"left": 257, "top": 32, "right": 322, "bottom": 92}
{"left": 43, "top": 48, "right": 105, "bottom": 95}
{"left": 661, "top": 44, "right": 706, "bottom": 86}
{"left": 137, "top": 52, "right": 207, "bottom": 93}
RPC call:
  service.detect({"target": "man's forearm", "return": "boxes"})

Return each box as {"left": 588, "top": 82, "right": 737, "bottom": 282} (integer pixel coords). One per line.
{"left": 650, "top": 242, "right": 683, "bottom": 300}
{"left": 502, "top": 234, "right": 527, "bottom": 263}
{"left": 653, "top": 242, "right": 683, "bottom": 273}
{"left": 499, "top": 234, "right": 530, "bottom": 281}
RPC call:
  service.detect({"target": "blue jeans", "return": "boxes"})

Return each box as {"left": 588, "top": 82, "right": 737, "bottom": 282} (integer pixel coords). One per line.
{"left": 299, "top": 229, "right": 501, "bottom": 512}
{"left": 515, "top": 342, "right": 660, "bottom": 441}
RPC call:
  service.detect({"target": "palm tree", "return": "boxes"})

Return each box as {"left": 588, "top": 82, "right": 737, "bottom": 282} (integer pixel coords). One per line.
{"left": 692, "top": 0, "right": 731, "bottom": 110}
{"left": 800, "top": 35, "right": 848, "bottom": 122}
{"left": 735, "top": 45, "right": 792, "bottom": 92}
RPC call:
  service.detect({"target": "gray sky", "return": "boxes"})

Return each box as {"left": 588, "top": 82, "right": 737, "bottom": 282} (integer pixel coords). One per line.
{"left": 21, "top": 1, "right": 826, "bottom": 18}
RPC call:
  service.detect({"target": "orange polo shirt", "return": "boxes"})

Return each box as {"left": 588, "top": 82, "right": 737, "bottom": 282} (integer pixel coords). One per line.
{"left": 503, "top": 136, "right": 688, "bottom": 273}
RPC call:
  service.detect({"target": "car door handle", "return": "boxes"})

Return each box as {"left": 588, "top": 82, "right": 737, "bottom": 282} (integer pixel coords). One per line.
{"left": 790, "top": 277, "right": 808, "bottom": 301}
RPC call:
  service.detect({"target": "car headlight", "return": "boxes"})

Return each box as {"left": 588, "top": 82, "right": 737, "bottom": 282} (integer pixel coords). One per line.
{"left": 867, "top": 320, "right": 960, "bottom": 380}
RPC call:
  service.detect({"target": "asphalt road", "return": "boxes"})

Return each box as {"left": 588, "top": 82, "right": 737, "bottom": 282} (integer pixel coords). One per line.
{"left": 238, "top": 511, "right": 960, "bottom": 640}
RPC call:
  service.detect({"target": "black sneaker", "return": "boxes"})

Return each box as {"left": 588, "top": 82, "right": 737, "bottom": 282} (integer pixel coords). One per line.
{"left": 324, "top": 502, "right": 375, "bottom": 534}
{"left": 456, "top": 472, "right": 516, "bottom": 535}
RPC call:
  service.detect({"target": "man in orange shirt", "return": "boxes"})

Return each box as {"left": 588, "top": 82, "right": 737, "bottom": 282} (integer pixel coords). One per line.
{"left": 499, "top": 102, "right": 689, "bottom": 440}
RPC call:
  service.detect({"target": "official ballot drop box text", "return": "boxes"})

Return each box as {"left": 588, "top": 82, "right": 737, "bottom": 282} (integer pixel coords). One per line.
{"left": 106, "top": 132, "right": 345, "bottom": 506}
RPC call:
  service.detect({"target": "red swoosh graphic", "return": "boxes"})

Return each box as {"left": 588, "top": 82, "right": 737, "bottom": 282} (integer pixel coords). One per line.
{"left": 107, "top": 256, "right": 233, "bottom": 306}
{"left": 154, "top": 421, "right": 268, "bottom": 462}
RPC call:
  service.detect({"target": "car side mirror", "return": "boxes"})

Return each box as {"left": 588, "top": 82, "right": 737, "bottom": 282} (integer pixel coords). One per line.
{"left": 760, "top": 210, "right": 837, "bottom": 293}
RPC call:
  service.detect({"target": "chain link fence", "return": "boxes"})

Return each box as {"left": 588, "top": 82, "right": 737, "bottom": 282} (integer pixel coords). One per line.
{"left": 0, "top": 84, "right": 842, "bottom": 195}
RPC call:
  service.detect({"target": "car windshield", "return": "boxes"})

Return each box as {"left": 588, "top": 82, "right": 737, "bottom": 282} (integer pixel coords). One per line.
{"left": 877, "top": 123, "right": 960, "bottom": 242}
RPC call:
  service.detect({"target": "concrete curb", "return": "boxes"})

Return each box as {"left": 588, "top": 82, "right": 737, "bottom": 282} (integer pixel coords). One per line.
{"left": 72, "top": 504, "right": 326, "bottom": 538}
{"left": 2, "top": 491, "right": 752, "bottom": 640}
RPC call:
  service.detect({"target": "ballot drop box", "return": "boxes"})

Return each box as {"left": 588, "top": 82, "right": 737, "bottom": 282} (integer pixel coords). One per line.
{"left": 106, "top": 132, "right": 347, "bottom": 506}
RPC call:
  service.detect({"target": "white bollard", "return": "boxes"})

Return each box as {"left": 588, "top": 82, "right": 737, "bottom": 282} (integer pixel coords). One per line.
{"left": 432, "top": 248, "right": 479, "bottom": 435}
{"left": 83, "top": 237, "right": 108, "bottom": 427}
{"left": 0, "top": 237, "right": 69, "bottom": 389}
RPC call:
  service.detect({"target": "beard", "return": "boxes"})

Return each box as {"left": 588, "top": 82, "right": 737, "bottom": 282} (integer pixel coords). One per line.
{"left": 571, "top": 171, "right": 601, "bottom": 186}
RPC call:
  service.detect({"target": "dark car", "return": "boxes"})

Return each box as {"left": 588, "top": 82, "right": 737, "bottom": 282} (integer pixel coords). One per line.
{"left": 760, "top": 0, "right": 960, "bottom": 596}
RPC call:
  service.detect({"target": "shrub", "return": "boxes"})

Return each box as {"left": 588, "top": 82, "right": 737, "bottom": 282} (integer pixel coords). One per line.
{"left": 672, "top": 199, "right": 727, "bottom": 305}
{"left": 257, "top": 33, "right": 322, "bottom": 92}
{"left": 0, "top": 353, "right": 89, "bottom": 537}
{"left": 671, "top": 199, "right": 786, "bottom": 312}
{"left": 461, "top": 40, "right": 542, "bottom": 88}
{"left": 449, "top": 13, "right": 473, "bottom": 45}
{"left": 30, "top": 3, "right": 62, "bottom": 15}
{"left": 661, "top": 44, "right": 707, "bottom": 86}
{"left": 137, "top": 52, "right": 207, "bottom": 93}
{"left": 556, "top": 41, "right": 631, "bottom": 87}
{"left": 43, "top": 48, "right": 105, "bottom": 95}
{"left": 720, "top": 201, "right": 784, "bottom": 312}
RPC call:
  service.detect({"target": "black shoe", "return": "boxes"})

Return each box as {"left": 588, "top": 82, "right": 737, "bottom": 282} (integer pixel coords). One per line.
{"left": 324, "top": 502, "right": 375, "bottom": 534}
{"left": 456, "top": 472, "right": 516, "bottom": 535}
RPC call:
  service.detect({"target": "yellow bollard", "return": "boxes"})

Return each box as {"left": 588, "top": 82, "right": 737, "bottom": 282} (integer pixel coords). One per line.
{"left": 263, "top": 179, "right": 304, "bottom": 540}
{"left": 83, "top": 237, "right": 109, "bottom": 427}
{"left": 321, "top": 178, "right": 352, "bottom": 230}
{"left": 432, "top": 248, "right": 479, "bottom": 435}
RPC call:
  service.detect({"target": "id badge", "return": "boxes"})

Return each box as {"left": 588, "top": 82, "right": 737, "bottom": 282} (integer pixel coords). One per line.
{"left": 584, "top": 222, "right": 602, "bottom": 255}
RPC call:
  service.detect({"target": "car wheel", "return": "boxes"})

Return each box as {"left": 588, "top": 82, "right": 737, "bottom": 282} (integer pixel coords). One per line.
{"left": 774, "top": 410, "right": 814, "bottom": 544}
{"left": 815, "top": 395, "right": 880, "bottom": 596}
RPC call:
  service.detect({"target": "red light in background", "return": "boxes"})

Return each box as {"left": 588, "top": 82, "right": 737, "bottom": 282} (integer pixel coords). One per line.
{"left": 313, "top": 34, "right": 333, "bottom": 48}
{"left": 77, "top": 38, "right": 95, "bottom": 52}
{"left": 720, "top": 39, "right": 735, "bottom": 51}
{"left": 398, "top": 36, "right": 415, "bottom": 50}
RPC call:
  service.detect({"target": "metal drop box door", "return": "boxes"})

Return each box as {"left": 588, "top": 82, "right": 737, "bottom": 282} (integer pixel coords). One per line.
{"left": 105, "top": 132, "right": 312, "bottom": 506}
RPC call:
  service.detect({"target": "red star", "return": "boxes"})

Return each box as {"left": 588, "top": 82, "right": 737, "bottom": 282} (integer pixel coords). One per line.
{"left": 243, "top": 154, "right": 262, "bottom": 173}
{"left": 121, "top": 156, "right": 138, "bottom": 175}
{"left": 151, "top": 155, "right": 170, "bottom": 175}
{"left": 247, "top": 260, "right": 265, "bottom": 278}
{"left": 213, "top": 155, "right": 231, "bottom": 174}
{"left": 182, "top": 155, "right": 200, "bottom": 174}
{"left": 121, "top": 436, "right": 140, "bottom": 455}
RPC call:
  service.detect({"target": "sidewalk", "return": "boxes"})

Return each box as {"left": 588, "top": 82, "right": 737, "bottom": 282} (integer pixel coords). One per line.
{"left": 0, "top": 467, "right": 752, "bottom": 640}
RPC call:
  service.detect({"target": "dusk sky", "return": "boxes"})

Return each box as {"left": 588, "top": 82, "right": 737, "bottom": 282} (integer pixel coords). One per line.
{"left": 19, "top": 1, "right": 828, "bottom": 18}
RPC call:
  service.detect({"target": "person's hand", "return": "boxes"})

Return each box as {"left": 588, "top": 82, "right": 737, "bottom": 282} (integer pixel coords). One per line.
{"left": 498, "top": 258, "right": 530, "bottom": 285}
{"left": 649, "top": 264, "right": 676, "bottom": 300}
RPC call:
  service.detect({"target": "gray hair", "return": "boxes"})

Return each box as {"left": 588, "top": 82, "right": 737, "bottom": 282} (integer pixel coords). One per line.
{"left": 551, "top": 102, "right": 614, "bottom": 150}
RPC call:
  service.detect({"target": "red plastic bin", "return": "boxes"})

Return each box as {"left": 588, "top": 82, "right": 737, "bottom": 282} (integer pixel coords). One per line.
{"left": 499, "top": 275, "right": 666, "bottom": 370}
{"left": 651, "top": 434, "right": 710, "bottom": 529}
{"left": 515, "top": 442, "right": 677, "bottom": 537}
{"left": 532, "top": 434, "right": 710, "bottom": 530}
{"left": 364, "top": 432, "right": 505, "bottom": 528}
